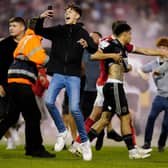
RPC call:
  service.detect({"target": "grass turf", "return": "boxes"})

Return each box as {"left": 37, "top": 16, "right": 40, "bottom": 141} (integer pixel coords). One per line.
{"left": 0, "top": 145, "right": 167, "bottom": 168}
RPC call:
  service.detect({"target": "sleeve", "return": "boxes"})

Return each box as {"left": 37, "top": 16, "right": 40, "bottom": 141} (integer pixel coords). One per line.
{"left": 141, "top": 61, "right": 156, "bottom": 73}
{"left": 125, "top": 43, "right": 134, "bottom": 52}
{"left": 34, "top": 18, "right": 60, "bottom": 40}
{"left": 26, "top": 36, "right": 49, "bottom": 66}
{"left": 82, "top": 30, "right": 98, "bottom": 54}
{"left": 100, "top": 41, "right": 114, "bottom": 54}
{"left": 155, "top": 61, "right": 168, "bottom": 74}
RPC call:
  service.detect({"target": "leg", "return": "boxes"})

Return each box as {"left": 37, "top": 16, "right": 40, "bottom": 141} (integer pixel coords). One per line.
{"left": 143, "top": 96, "right": 163, "bottom": 148}
{"left": 66, "top": 76, "right": 88, "bottom": 143}
{"left": 62, "top": 90, "right": 70, "bottom": 128}
{"left": 16, "top": 84, "right": 55, "bottom": 157}
{"left": 5, "top": 129, "right": 16, "bottom": 150}
{"left": 75, "top": 106, "right": 102, "bottom": 143}
{"left": 92, "top": 112, "right": 112, "bottom": 134}
{"left": 68, "top": 113, "right": 77, "bottom": 140}
{"left": 62, "top": 90, "right": 77, "bottom": 140}
{"left": 158, "top": 99, "right": 168, "bottom": 151}
{"left": 112, "top": 83, "right": 150, "bottom": 159}
{"left": 80, "top": 91, "right": 97, "bottom": 120}
{"left": 89, "top": 85, "right": 104, "bottom": 121}
{"left": 66, "top": 76, "right": 92, "bottom": 161}
{"left": 45, "top": 74, "right": 66, "bottom": 132}
{"left": 107, "top": 121, "right": 123, "bottom": 142}
{"left": 0, "top": 90, "right": 20, "bottom": 140}
{"left": 83, "top": 85, "right": 104, "bottom": 134}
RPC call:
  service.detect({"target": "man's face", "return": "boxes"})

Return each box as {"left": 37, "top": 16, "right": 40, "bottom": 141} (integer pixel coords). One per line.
{"left": 159, "top": 46, "right": 168, "bottom": 52}
{"left": 90, "top": 33, "right": 100, "bottom": 44}
{"left": 124, "top": 31, "right": 132, "bottom": 44}
{"left": 64, "top": 8, "right": 80, "bottom": 24}
{"left": 159, "top": 46, "right": 168, "bottom": 60}
{"left": 9, "top": 22, "right": 25, "bottom": 37}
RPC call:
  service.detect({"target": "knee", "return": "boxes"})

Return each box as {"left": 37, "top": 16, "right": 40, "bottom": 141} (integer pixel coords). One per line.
{"left": 70, "top": 103, "right": 80, "bottom": 115}
{"left": 45, "top": 99, "right": 55, "bottom": 110}
{"left": 99, "top": 117, "right": 110, "bottom": 128}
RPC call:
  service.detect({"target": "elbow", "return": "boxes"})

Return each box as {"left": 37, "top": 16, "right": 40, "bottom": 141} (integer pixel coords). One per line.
{"left": 87, "top": 45, "right": 98, "bottom": 54}
{"left": 90, "top": 54, "right": 97, "bottom": 60}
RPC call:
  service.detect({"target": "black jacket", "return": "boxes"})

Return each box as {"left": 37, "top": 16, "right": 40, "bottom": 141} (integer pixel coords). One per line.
{"left": 0, "top": 37, "right": 17, "bottom": 87}
{"left": 34, "top": 18, "right": 97, "bottom": 77}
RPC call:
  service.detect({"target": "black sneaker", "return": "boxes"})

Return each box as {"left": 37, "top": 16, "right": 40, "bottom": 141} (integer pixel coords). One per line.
{"left": 158, "top": 146, "right": 165, "bottom": 152}
{"left": 95, "top": 130, "right": 105, "bottom": 151}
{"left": 107, "top": 130, "right": 123, "bottom": 142}
{"left": 142, "top": 142, "right": 151, "bottom": 149}
{"left": 26, "top": 149, "right": 56, "bottom": 158}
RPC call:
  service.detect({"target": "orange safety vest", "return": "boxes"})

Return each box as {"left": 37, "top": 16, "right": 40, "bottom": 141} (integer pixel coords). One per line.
{"left": 8, "top": 29, "right": 49, "bottom": 85}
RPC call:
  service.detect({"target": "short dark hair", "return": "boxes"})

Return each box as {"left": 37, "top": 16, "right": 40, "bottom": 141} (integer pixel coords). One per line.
{"left": 112, "top": 20, "right": 127, "bottom": 33}
{"left": 65, "top": 3, "right": 82, "bottom": 17}
{"left": 27, "top": 17, "right": 38, "bottom": 30}
{"left": 113, "top": 23, "right": 131, "bottom": 37}
{"left": 9, "top": 17, "right": 26, "bottom": 27}
{"left": 92, "top": 31, "right": 102, "bottom": 38}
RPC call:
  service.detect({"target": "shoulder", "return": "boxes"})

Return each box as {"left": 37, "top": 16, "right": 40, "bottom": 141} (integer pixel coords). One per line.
{"left": 0, "top": 36, "right": 15, "bottom": 47}
{"left": 101, "top": 36, "right": 113, "bottom": 42}
{"left": 99, "top": 38, "right": 114, "bottom": 50}
{"left": 75, "top": 23, "right": 89, "bottom": 35}
{"left": 0, "top": 36, "right": 13, "bottom": 44}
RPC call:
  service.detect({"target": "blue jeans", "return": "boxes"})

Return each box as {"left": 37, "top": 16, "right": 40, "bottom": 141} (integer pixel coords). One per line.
{"left": 144, "top": 95, "right": 168, "bottom": 146}
{"left": 45, "top": 73, "right": 88, "bottom": 142}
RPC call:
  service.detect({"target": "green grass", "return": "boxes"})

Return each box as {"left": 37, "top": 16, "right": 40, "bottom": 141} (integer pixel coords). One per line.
{"left": 0, "top": 145, "right": 167, "bottom": 168}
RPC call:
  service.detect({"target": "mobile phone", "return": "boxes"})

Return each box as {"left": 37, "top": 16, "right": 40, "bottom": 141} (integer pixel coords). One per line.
{"left": 48, "top": 5, "right": 53, "bottom": 10}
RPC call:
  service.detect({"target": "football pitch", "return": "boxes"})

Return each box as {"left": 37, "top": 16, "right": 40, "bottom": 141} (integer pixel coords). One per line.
{"left": 0, "top": 145, "right": 167, "bottom": 168}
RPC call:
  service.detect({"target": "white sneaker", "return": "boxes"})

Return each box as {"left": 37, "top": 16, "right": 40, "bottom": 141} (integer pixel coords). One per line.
{"left": 129, "top": 148, "right": 151, "bottom": 159}
{"left": 68, "top": 141, "right": 82, "bottom": 157}
{"left": 136, "top": 146, "right": 152, "bottom": 155}
{"left": 10, "top": 129, "right": 20, "bottom": 145}
{"left": 54, "top": 130, "right": 67, "bottom": 152}
{"left": 6, "top": 138, "right": 16, "bottom": 150}
{"left": 80, "top": 140, "right": 92, "bottom": 161}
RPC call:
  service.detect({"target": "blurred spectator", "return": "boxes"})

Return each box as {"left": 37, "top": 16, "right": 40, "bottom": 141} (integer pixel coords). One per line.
{"left": 0, "top": 0, "right": 167, "bottom": 38}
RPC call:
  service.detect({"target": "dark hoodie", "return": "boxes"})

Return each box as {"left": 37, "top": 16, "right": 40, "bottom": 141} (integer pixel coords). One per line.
{"left": 34, "top": 18, "right": 97, "bottom": 76}
{"left": 0, "top": 36, "right": 17, "bottom": 87}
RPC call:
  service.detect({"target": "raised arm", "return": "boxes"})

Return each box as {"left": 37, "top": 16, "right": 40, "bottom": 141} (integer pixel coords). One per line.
{"left": 33, "top": 10, "right": 60, "bottom": 40}
{"left": 133, "top": 46, "right": 168, "bottom": 57}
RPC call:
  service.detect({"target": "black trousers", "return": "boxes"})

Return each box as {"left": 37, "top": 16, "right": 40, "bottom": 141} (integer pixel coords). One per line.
{"left": 80, "top": 91, "right": 97, "bottom": 120}
{"left": 0, "top": 83, "right": 43, "bottom": 152}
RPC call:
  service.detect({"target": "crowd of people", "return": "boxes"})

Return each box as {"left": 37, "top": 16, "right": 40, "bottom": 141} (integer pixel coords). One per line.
{"left": 0, "top": 0, "right": 168, "bottom": 39}
{"left": 0, "top": 1, "right": 168, "bottom": 161}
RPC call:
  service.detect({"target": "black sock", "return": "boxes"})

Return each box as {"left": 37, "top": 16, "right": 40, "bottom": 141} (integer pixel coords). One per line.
{"left": 88, "top": 128, "right": 98, "bottom": 142}
{"left": 107, "top": 129, "right": 123, "bottom": 141}
{"left": 123, "top": 134, "right": 134, "bottom": 150}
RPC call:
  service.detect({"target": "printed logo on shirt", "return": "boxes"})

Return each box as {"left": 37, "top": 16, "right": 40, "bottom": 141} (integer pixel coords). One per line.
{"left": 99, "top": 40, "right": 110, "bottom": 49}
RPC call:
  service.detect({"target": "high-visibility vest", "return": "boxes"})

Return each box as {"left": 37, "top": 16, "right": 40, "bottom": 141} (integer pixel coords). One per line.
{"left": 8, "top": 29, "right": 49, "bottom": 85}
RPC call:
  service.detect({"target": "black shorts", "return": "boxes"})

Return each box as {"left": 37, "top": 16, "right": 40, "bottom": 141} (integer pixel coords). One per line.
{"left": 102, "top": 82, "right": 129, "bottom": 116}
